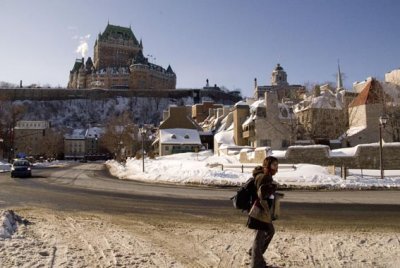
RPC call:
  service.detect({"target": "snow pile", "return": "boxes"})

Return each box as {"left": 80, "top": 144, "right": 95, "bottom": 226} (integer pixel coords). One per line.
{"left": 0, "top": 160, "right": 11, "bottom": 172}
{"left": 0, "top": 210, "right": 22, "bottom": 239}
{"left": 106, "top": 150, "right": 400, "bottom": 189}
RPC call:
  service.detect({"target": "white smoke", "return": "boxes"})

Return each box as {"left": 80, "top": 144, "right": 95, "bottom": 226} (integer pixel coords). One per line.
{"left": 75, "top": 34, "right": 91, "bottom": 58}
{"left": 76, "top": 42, "right": 88, "bottom": 57}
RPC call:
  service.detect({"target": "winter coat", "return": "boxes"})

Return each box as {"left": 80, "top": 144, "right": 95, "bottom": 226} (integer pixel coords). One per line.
{"left": 248, "top": 168, "right": 277, "bottom": 224}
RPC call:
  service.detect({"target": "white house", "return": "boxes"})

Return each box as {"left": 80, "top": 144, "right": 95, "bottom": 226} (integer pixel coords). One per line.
{"left": 159, "top": 128, "right": 202, "bottom": 156}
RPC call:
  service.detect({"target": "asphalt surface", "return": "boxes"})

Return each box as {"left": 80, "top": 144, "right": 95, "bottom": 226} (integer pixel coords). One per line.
{"left": 1, "top": 162, "right": 399, "bottom": 231}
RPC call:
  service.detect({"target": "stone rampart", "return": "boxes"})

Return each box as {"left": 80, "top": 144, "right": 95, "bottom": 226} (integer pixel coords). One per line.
{"left": 240, "top": 143, "right": 400, "bottom": 169}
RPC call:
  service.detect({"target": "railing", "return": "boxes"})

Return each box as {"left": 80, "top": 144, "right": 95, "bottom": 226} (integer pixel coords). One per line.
{"left": 214, "top": 163, "right": 297, "bottom": 173}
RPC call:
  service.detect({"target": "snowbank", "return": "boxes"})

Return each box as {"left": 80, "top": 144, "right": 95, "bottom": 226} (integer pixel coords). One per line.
{"left": 0, "top": 210, "right": 22, "bottom": 239}
{"left": 106, "top": 150, "right": 400, "bottom": 189}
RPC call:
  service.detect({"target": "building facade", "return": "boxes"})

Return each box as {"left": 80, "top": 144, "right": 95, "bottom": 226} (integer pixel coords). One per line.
{"left": 254, "top": 64, "right": 305, "bottom": 101}
{"left": 68, "top": 23, "right": 176, "bottom": 90}
{"left": 13, "top": 121, "right": 55, "bottom": 158}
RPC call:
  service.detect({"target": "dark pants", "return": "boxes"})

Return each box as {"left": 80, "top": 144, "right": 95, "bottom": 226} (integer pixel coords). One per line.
{"left": 250, "top": 223, "right": 275, "bottom": 268}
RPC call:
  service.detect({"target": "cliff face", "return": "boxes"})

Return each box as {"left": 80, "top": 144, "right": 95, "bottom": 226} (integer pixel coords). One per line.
{"left": 1, "top": 96, "right": 193, "bottom": 129}
{"left": 0, "top": 88, "right": 242, "bottom": 128}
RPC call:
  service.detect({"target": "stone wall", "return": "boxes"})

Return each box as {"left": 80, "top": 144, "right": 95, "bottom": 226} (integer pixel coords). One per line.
{"left": 240, "top": 143, "right": 400, "bottom": 169}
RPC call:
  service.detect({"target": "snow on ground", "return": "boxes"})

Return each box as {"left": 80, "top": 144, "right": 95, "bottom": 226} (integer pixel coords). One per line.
{"left": 0, "top": 160, "right": 11, "bottom": 172}
{"left": 0, "top": 159, "right": 74, "bottom": 172}
{"left": 1, "top": 209, "right": 399, "bottom": 268}
{"left": 106, "top": 150, "right": 400, "bottom": 189}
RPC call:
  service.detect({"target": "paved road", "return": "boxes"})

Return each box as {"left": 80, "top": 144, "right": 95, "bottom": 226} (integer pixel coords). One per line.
{"left": 1, "top": 163, "right": 399, "bottom": 230}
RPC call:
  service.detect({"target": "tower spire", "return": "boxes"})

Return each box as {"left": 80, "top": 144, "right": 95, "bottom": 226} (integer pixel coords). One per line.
{"left": 337, "top": 59, "right": 344, "bottom": 91}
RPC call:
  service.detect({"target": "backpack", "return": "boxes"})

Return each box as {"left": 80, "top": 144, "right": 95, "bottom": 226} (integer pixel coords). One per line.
{"left": 230, "top": 177, "right": 257, "bottom": 211}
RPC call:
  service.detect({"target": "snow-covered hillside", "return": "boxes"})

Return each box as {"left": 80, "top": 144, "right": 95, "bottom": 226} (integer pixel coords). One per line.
{"left": 2, "top": 96, "right": 194, "bottom": 128}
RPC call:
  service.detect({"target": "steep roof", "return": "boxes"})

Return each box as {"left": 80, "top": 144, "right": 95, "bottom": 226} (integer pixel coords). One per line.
{"left": 71, "top": 58, "right": 83, "bottom": 72}
{"left": 349, "top": 79, "right": 384, "bottom": 107}
{"left": 159, "top": 128, "right": 201, "bottom": 145}
{"left": 159, "top": 106, "right": 201, "bottom": 130}
{"left": 99, "top": 24, "right": 139, "bottom": 45}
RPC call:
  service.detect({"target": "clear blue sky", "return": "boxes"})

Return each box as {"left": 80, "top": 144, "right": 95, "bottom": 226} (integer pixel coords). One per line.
{"left": 1, "top": 0, "right": 399, "bottom": 97}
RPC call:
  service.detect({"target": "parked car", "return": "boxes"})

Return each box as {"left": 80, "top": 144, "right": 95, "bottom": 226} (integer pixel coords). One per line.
{"left": 10, "top": 159, "right": 32, "bottom": 178}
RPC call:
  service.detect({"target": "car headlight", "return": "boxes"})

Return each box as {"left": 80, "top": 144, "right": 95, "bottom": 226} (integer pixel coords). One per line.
{"left": 27, "top": 167, "right": 31, "bottom": 171}
{"left": 11, "top": 167, "right": 15, "bottom": 171}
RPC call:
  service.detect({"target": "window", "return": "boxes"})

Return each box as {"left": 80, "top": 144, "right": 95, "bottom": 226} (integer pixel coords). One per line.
{"left": 184, "top": 134, "right": 189, "bottom": 139}
{"left": 165, "top": 146, "right": 169, "bottom": 151}
{"left": 282, "top": 140, "right": 289, "bottom": 148}
{"left": 171, "top": 134, "right": 177, "bottom": 139}
{"left": 260, "top": 139, "right": 271, "bottom": 147}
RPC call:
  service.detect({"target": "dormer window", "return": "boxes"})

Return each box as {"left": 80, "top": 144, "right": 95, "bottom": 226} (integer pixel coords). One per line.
{"left": 184, "top": 134, "right": 190, "bottom": 139}
{"left": 171, "top": 134, "right": 177, "bottom": 139}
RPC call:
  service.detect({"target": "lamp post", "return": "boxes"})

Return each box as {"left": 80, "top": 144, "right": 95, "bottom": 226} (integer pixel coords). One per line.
{"left": 379, "top": 115, "right": 389, "bottom": 180}
{"left": 139, "top": 127, "right": 146, "bottom": 172}
{"left": 118, "top": 141, "right": 123, "bottom": 162}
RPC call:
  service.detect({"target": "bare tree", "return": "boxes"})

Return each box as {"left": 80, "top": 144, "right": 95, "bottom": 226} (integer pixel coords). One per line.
{"left": 100, "top": 111, "right": 137, "bottom": 161}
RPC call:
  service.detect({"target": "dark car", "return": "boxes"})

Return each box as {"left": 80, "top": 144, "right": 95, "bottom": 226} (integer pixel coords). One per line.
{"left": 11, "top": 159, "right": 32, "bottom": 178}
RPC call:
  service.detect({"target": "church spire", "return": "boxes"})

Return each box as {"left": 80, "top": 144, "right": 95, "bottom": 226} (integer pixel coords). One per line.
{"left": 337, "top": 60, "right": 344, "bottom": 91}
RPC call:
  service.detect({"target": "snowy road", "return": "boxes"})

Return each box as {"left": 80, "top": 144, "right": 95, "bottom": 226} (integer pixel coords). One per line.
{"left": 1, "top": 163, "right": 400, "bottom": 267}
{"left": 0, "top": 162, "right": 399, "bottom": 228}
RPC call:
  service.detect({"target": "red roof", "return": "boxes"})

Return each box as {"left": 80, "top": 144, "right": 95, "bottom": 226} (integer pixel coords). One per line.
{"left": 349, "top": 79, "right": 386, "bottom": 107}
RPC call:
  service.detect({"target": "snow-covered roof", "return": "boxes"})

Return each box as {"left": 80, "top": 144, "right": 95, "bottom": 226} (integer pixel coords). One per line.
{"left": 159, "top": 128, "right": 201, "bottom": 145}
{"left": 250, "top": 99, "right": 265, "bottom": 111}
{"left": 242, "top": 114, "right": 257, "bottom": 127}
{"left": 294, "top": 89, "right": 343, "bottom": 113}
{"left": 214, "top": 129, "right": 234, "bottom": 145}
{"left": 341, "top": 126, "right": 367, "bottom": 139}
{"left": 278, "top": 103, "right": 295, "bottom": 120}
{"left": 234, "top": 100, "right": 249, "bottom": 107}
{"left": 64, "top": 129, "right": 86, "bottom": 140}
{"left": 85, "top": 127, "right": 105, "bottom": 139}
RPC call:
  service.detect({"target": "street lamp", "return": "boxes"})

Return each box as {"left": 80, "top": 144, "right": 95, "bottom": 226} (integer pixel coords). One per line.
{"left": 119, "top": 141, "right": 123, "bottom": 162}
{"left": 139, "top": 127, "right": 146, "bottom": 172}
{"left": 379, "top": 114, "right": 389, "bottom": 180}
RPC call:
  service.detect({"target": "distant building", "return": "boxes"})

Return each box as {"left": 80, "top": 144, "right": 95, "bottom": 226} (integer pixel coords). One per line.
{"left": 345, "top": 78, "right": 400, "bottom": 146}
{"left": 154, "top": 106, "right": 202, "bottom": 155}
{"left": 64, "top": 127, "right": 109, "bottom": 160}
{"left": 192, "top": 101, "right": 223, "bottom": 123}
{"left": 294, "top": 84, "right": 346, "bottom": 142}
{"left": 13, "top": 121, "right": 52, "bottom": 158}
{"left": 64, "top": 129, "right": 86, "bottom": 160}
{"left": 242, "top": 91, "right": 293, "bottom": 149}
{"left": 385, "top": 68, "right": 400, "bottom": 86}
{"left": 253, "top": 64, "right": 305, "bottom": 101}
{"left": 68, "top": 23, "right": 176, "bottom": 90}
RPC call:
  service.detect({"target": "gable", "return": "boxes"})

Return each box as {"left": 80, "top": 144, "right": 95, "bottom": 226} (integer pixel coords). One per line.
{"left": 349, "top": 79, "right": 390, "bottom": 107}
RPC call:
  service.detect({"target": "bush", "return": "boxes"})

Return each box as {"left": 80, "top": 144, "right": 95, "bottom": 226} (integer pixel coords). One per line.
{"left": 148, "top": 151, "right": 155, "bottom": 159}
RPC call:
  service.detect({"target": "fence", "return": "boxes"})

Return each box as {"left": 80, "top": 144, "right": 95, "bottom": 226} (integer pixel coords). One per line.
{"left": 215, "top": 163, "right": 297, "bottom": 173}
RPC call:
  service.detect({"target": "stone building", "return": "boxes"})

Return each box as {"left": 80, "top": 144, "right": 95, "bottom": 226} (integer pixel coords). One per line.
{"left": 68, "top": 23, "right": 176, "bottom": 90}
{"left": 13, "top": 121, "right": 61, "bottom": 158}
{"left": 154, "top": 106, "right": 202, "bottom": 156}
{"left": 242, "top": 91, "right": 292, "bottom": 149}
{"left": 192, "top": 101, "right": 223, "bottom": 123}
{"left": 253, "top": 63, "right": 305, "bottom": 101}
{"left": 64, "top": 129, "right": 86, "bottom": 160}
{"left": 385, "top": 68, "right": 400, "bottom": 86}
{"left": 345, "top": 78, "right": 399, "bottom": 146}
{"left": 294, "top": 84, "right": 346, "bottom": 142}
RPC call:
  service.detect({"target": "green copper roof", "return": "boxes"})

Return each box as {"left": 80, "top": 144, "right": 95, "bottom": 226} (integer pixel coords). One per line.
{"left": 99, "top": 24, "right": 139, "bottom": 45}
